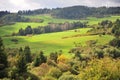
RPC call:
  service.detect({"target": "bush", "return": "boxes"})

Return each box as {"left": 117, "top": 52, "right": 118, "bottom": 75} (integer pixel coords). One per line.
{"left": 57, "top": 62, "right": 70, "bottom": 72}
{"left": 109, "top": 48, "right": 120, "bottom": 58}
{"left": 95, "top": 50, "right": 104, "bottom": 59}
{"left": 8, "top": 66, "right": 18, "bottom": 79}
{"left": 109, "top": 38, "right": 120, "bottom": 48}
{"left": 48, "top": 67, "right": 62, "bottom": 79}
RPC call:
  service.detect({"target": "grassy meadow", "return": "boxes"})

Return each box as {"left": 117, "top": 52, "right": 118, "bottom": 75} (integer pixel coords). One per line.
{"left": 3, "top": 28, "right": 114, "bottom": 57}
{"left": 0, "top": 15, "right": 119, "bottom": 57}
{"left": 0, "top": 15, "right": 120, "bottom": 36}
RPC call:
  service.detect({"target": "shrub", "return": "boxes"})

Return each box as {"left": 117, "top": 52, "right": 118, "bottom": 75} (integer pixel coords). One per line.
{"left": 109, "top": 38, "right": 120, "bottom": 48}
{"left": 57, "top": 62, "right": 70, "bottom": 72}
{"left": 48, "top": 67, "right": 62, "bottom": 79}
{"left": 109, "top": 48, "right": 120, "bottom": 59}
{"left": 95, "top": 50, "right": 104, "bottom": 59}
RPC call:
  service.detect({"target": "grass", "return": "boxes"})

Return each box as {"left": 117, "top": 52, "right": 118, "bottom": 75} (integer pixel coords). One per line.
{"left": 24, "top": 14, "right": 79, "bottom": 23}
{"left": 3, "top": 28, "right": 114, "bottom": 57}
{"left": 0, "top": 15, "right": 79, "bottom": 37}
{"left": 0, "top": 15, "right": 118, "bottom": 57}
{"left": 0, "top": 22, "right": 45, "bottom": 36}
{"left": 0, "top": 15, "right": 120, "bottom": 37}
{"left": 85, "top": 16, "right": 120, "bottom": 25}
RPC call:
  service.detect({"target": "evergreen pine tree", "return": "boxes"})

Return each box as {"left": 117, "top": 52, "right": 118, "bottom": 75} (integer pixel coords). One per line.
{"left": 0, "top": 37, "right": 8, "bottom": 78}
{"left": 24, "top": 46, "right": 32, "bottom": 63}
{"left": 33, "top": 51, "right": 46, "bottom": 67}
{"left": 16, "top": 55, "right": 27, "bottom": 73}
{"left": 19, "top": 47, "right": 23, "bottom": 55}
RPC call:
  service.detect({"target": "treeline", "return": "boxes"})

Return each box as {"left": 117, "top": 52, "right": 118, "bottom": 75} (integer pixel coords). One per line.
{"left": 0, "top": 14, "right": 44, "bottom": 26}
{"left": 17, "top": 21, "right": 86, "bottom": 36}
{"left": 88, "top": 19, "right": 120, "bottom": 37}
{"left": 0, "top": 11, "right": 10, "bottom": 17}
{"left": 18, "top": 6, "right": 120, "bottom": 19}
{"left": 52, "top": 6, "right": 120, "bottom": 19}
{"left": 0, "top": 14, "right": 29, "bottom": 26}
{"left": 18, "top": 8, "right": 51, "bottom": 15}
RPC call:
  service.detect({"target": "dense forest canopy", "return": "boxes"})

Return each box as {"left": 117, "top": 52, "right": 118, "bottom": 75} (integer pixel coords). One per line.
{"left": 18, "top": 6, "right": 120, "bottom": 19}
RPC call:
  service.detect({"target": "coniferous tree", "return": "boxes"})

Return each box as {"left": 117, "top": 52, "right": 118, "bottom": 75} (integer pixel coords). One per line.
{"left": 19, "top": 47, "right": 23, "bottom": 55}
{"left": 39, "top": 51, "right": 47, "bottom": 64}
{"left": 0, "top": 37, "right": 8, "bottom": 78}
{"left": 24, "top": 46, "right": 32, "bottom": 63}
{"left": 33, "top": 56, "right": 40, "bottom": 67}
{"left": 50, "top": 52, "right": 58, "bottom": 63}
{"left": 16, "top": 55, "right": 27, "bottom": 73}
{"left": 25, "top": 26, "right": 33, "bottom": 35}
{"left": 19, "top": 28, "right": 25, "bottom": 36}
{"left": 112, "top": 19, "right": 120, "bottom": 37}
{"left": 33, "top": 51, "right": 46, "bottom": 67}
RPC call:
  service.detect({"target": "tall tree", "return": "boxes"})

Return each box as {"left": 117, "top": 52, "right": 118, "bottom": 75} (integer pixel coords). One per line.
{"left": 19, "top": 47, "right": 23, "bottom": 55}
{"left": 19, "top": 28, "right": 25, "bottom": 36}
{"left": 16, "top": 55, "right": 27, "bottom": 73}
{"left": 112, "top": 19, "right": 120, "bottom": 37}
{"left": 33, "top": 51, "right": 46, "bottom": 67}
{"left": 0, "top": 37, "right": 8, "bottom": 78}
{"left": 24, "top": 46, "right": 32, "bottom": 63}
{"left": 25, "top": 26, "right": 33, "bottom": 35}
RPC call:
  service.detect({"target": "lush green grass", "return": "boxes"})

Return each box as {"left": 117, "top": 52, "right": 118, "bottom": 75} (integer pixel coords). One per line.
{"left": 3, "top": 28, "right": 114, "bottom": 57}
{"left": 0, "top": 22, "right": 44, "bottom": 36}
{"left": 85, "top": 16, "right": 120, "bottom": 25}
{"left": 0, "top": 15, "right": 117, "bottom": 57}
{"left": 0, "top": 15, "right": 120, "bottom": 37}
{"left": 25, "top": 14, "right": 120, "bottom": 25}
{"left": 0, "top": 15, "right": 79, "bottom": 36}
{"left": 24, "top": 14, "right": 79, "bottom": 23}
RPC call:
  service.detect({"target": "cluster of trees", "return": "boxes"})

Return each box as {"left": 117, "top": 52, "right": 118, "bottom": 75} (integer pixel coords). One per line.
{"left": 0, "top": 37, "right": 8, "bottom": 78}
{"left": 18, "top": 8, "right": 51, "bottom": 15}
{"left": 0, "top": 14, "right": 30, "bottom": 22}
{"left": 0, "top": 11, "right": 10, "bottom": 17}
{"left": 18, "top": 21, "right": 86, "bottom": 36}
{"left": 88, "top": 19, "right": 120, "bottom": 36}
{"left": 0, "top": 14, "right": 30, "bottom": 26}
{"left": 112, "top": 19, "right": 120, "bottom": 37}
{"left": 0, "top": 13, "right": 44, "bottom": 27}
{"left": 17, "top": 6, "right": 120, "bottom": 19}
{"left": 0, "top": 37, "right": 44, "bottom": 79}
{"left": 98, "top": 20, "right": 113, "bottom": 28}
{"left": 52, "top": 6, "right": 120, "bottom": 19}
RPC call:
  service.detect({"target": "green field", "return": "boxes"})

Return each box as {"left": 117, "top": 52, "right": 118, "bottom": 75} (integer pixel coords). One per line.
{"left": 24, "top": 15, "right": 120, "bottom": 25}
{"left": 0, "top": 15, "right": 118, "bottom": 57}
{"left": 24, "top": 14, "right": 79, "bottom": 24}
{"left": 0, "top": 15, "right": 120, "bottom": 37}
{"left": 86, "top": 16, "right": 120, "bottom": 25}
{"left": 3, "top": 28, "right": 114, "bottom": 57}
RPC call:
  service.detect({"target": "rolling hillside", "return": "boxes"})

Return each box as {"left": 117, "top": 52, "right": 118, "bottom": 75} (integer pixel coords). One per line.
{"left": 0, "top": 15, "right": 120, "bottom": 36}
{"left": 3, "top": 28, "right": 114, "bottom": 57}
